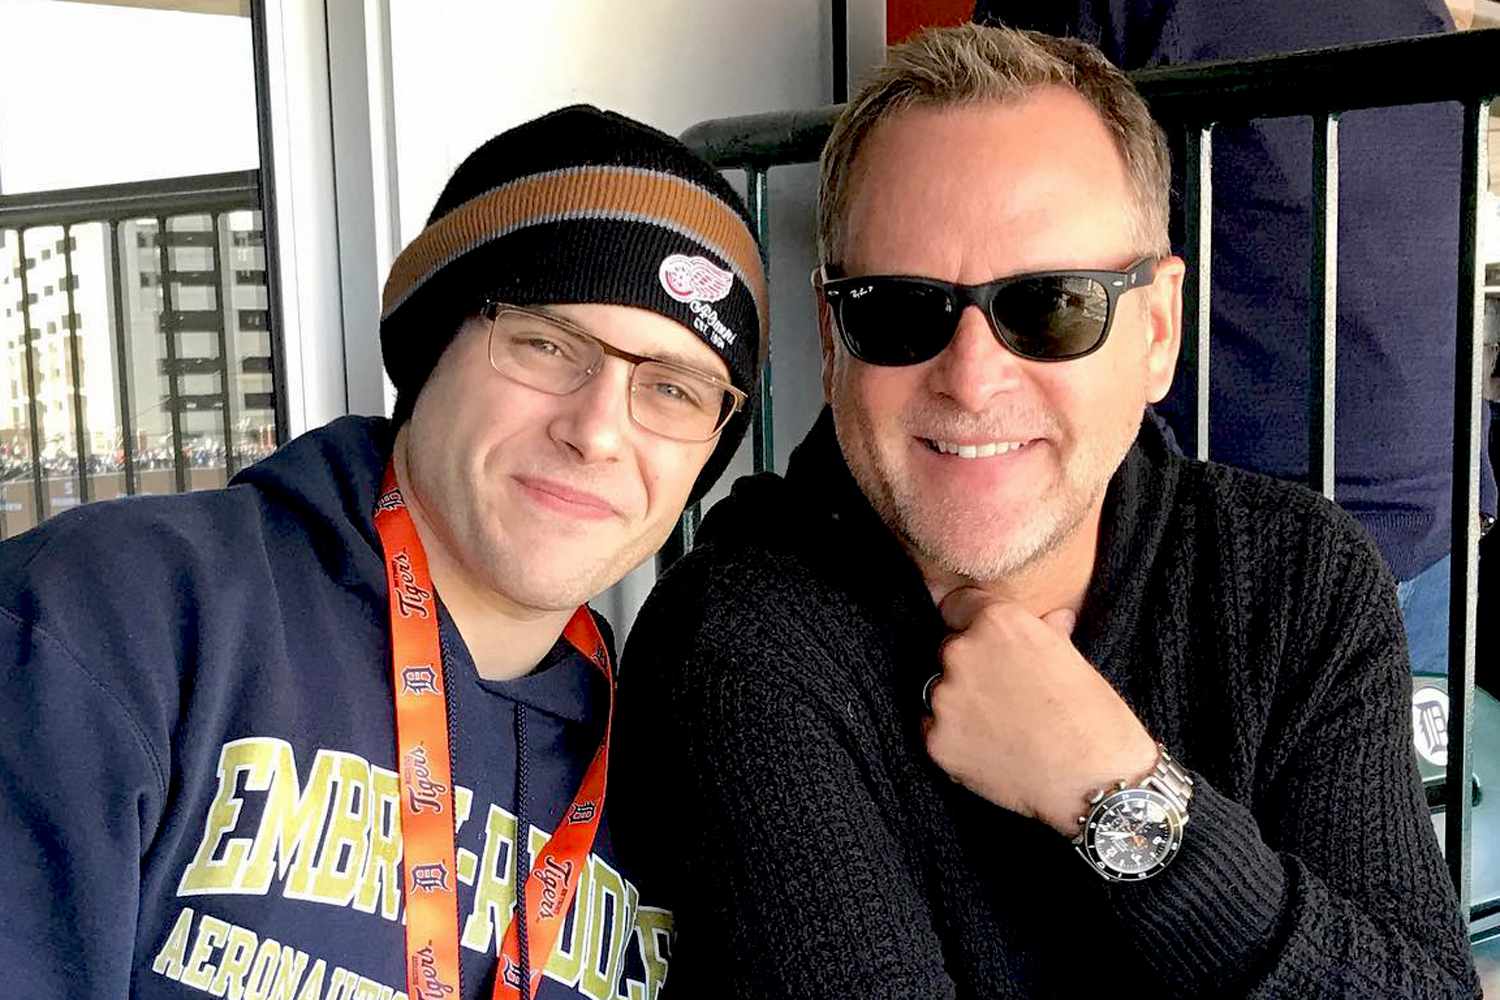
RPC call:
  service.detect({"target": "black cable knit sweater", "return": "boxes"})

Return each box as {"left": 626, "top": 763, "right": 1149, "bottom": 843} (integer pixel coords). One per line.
{"left": 611, "top": 408, "right": 1479, "bottom": 998}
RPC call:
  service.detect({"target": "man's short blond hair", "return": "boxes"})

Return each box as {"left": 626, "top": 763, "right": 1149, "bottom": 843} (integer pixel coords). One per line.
{"left": 817, "top": 24, "right": 1172, "bottom": 265}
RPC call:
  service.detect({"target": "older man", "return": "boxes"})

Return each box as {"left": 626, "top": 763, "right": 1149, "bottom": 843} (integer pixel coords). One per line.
{"left": 611, "top": 26, "right": 1478, "bottom": 998}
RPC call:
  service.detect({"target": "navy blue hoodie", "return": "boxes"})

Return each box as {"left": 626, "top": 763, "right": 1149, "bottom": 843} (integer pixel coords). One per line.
{"left": 975, "top": 0, "right": 1496, "bottom": 580}
{"left": 0, "top": 416, "right": 670, "bottom": 999}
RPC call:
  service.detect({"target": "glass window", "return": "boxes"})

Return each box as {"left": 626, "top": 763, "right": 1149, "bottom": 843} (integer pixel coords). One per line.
{"left": 0, "top": 2, "right": 277, "bottom": 533}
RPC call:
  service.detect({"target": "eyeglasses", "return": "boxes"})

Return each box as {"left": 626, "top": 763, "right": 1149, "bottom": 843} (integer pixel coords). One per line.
{"left": 482, "top": 303, "right": 746, "bottom": 442}
{"left": 815, "top": 258, "right": 1156, "bottom": 366}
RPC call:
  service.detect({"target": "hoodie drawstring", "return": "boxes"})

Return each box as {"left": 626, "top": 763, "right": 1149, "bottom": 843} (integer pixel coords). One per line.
{"left": 514, "top": 702, "right": 532, "bottom": 1000}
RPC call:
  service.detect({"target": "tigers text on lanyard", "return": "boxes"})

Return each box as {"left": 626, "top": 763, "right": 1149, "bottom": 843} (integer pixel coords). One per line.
{"left": 373, "top": 464, "right": 614, "bottom": 999}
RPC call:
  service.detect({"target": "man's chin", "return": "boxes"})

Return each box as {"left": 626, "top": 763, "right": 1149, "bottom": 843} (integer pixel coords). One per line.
{"left": 499, "top": 577, "right": 601, "bottom": 615}
{"left": 539, "top": 548, "right": 650, "bottom": 607}
{"left": 919, "top": 537, "right": 1050, "bottom": 583}
{"left": 899, "top": 506, "right": 1072, "bottom": 581}
{"left": 473, "top": 547, "right": 604, "bottom": 613}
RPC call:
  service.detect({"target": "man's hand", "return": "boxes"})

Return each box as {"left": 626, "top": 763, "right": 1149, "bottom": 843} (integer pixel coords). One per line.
{"left": 922, "top": 587, "right": 1158, "bottom": 837}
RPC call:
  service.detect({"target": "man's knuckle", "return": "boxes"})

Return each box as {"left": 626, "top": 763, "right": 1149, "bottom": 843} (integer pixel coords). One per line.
{"left": 928, "top": 684, "right": 950, "bottom": 715}
{"left": 973, "top": 602, "right": 1005, "bottom": 625}
{"left": 941, "top": 632, "right": 976, "bottom": 663}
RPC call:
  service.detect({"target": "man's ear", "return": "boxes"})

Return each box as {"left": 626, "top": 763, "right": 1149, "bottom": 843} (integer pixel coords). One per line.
{"left": 1143, "top": 255, "right": 1186, "bottom": 405}
{"left": 815, "top": 280, "right": 837, "bottom": 403}
{"left": 816, "top": 295, "right": 840, "bottom": 401}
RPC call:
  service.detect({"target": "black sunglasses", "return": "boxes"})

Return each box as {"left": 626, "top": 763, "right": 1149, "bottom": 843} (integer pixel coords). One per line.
{"left": 816, "top": 258, "right": 1156, "bottom": 366}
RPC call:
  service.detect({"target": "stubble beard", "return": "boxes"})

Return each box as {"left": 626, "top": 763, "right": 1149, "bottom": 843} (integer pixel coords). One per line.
{"left": 834, "top": 394, "right": 1136, "bottom": 586}
{"left": 464, "top": 488, "right": 675, "bottom": 615}
{"left": 406, "top": 449, "right": 592, "bottom": 615}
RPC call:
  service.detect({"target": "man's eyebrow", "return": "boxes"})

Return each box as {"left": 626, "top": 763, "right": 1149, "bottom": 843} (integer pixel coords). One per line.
{"left": 529, "top": 304, "right": 726, "bottom": 380}
{"left": 647, "top": 349, "right": 725, "bottom": 377}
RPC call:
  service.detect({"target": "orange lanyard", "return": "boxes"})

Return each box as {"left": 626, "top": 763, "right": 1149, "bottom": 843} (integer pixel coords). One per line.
{"left": 374, "top": 464, "right": 613, "bottom": 1000}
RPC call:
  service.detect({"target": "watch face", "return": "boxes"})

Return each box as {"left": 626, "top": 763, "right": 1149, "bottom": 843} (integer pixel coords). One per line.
{"left": 1083, "top": 788, "right": 1183, "bottom": 880}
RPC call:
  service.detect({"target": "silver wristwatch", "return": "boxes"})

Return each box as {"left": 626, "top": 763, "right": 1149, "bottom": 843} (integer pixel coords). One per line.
{"left": 1071, "top": 744, "right": 1194, "bottom": 882}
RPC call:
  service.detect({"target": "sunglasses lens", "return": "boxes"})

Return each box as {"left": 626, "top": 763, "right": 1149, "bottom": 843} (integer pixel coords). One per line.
{"left": 989, "top": 275, "right": 1110, "bottom": 360}
{"left": 833, "top": 280, "right": 957, "bottom": 365}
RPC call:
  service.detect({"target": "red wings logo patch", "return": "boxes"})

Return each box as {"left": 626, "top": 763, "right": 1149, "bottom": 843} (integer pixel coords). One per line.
{"left": 658, "top": 253, "right": 734, "bottom": 304}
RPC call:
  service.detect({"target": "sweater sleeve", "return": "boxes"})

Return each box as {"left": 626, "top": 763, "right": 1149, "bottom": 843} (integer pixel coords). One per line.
{"left": 0, "top": 605, "right": 167, "bottom": 997}
{"left": 1106, "top": 543, "right": 1479, "bottom": 997}
{"left": 612, "top": 610, "right": 960, "bottom": 999}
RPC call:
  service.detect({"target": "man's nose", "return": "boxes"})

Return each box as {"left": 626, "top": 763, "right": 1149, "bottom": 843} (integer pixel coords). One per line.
{"left": 923, "top": 305, "right": 1024, "bottom": 411}
{"left": 550, "top": 360, "right": 633, "bottom": 463}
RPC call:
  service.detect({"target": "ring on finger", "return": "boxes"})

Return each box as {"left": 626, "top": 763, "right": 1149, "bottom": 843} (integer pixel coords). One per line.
{"left": 922, "top": 672, "right": 943, "bottom": 713}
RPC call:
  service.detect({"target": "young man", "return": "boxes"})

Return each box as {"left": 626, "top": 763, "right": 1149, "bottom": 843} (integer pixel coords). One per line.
{"left": 610, "top": 27, "right": 1479, "bottom": 998}
{"left": 0, "top": 105, "right": 765, "bottom": 1000}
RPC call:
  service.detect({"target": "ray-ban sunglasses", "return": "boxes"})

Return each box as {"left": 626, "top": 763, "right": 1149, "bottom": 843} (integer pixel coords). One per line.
{"left": 815, "top": 258, "right": 1157, "bottom": 367}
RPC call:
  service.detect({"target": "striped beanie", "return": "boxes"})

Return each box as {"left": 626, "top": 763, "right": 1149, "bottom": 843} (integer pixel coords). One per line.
{"left": 380, "top": 104, "right": 768, "bottom": 506}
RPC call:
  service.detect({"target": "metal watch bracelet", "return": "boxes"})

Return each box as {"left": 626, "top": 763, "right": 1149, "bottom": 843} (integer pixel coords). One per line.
{"left": 1071, "top": 743, "right": 1195, "bottom": 846}
{"left": 1141, "top": 745, "right": 1194, "bottom": 815}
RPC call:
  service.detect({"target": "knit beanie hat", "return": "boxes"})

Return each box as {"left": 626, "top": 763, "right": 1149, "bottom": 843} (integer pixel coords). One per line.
{"left": 380, "top": 104, "right": 768, "bottom": 507}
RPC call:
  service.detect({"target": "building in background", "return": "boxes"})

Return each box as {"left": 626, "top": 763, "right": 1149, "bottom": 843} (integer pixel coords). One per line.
{"left": 0, "top": 201, "right": 275, "bottom": 538}
{"left": 0, "top": 0, "right": 267, "bottom": 540}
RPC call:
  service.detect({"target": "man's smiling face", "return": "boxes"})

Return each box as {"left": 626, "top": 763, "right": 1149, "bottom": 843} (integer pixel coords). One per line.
{"left": 823, "top": 88, "right": 1181, "bottom": 584}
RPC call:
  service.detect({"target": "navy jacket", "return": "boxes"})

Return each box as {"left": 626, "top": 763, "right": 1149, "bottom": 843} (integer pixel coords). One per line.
{"left": 0, "top": 416, "right": 670, "bottom": 999}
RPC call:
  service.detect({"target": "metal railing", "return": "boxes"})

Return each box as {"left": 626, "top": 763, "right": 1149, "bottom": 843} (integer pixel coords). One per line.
{"left": 674, "top": 27, "right": 1500, "bottom": 932}
{"left": 0, "top": 171, "right": 282, "bottom": 539}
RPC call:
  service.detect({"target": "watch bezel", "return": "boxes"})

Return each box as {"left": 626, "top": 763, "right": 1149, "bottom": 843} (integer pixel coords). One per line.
{"left": 1078, "top": 786, "right": 1186, "bottom": 882}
